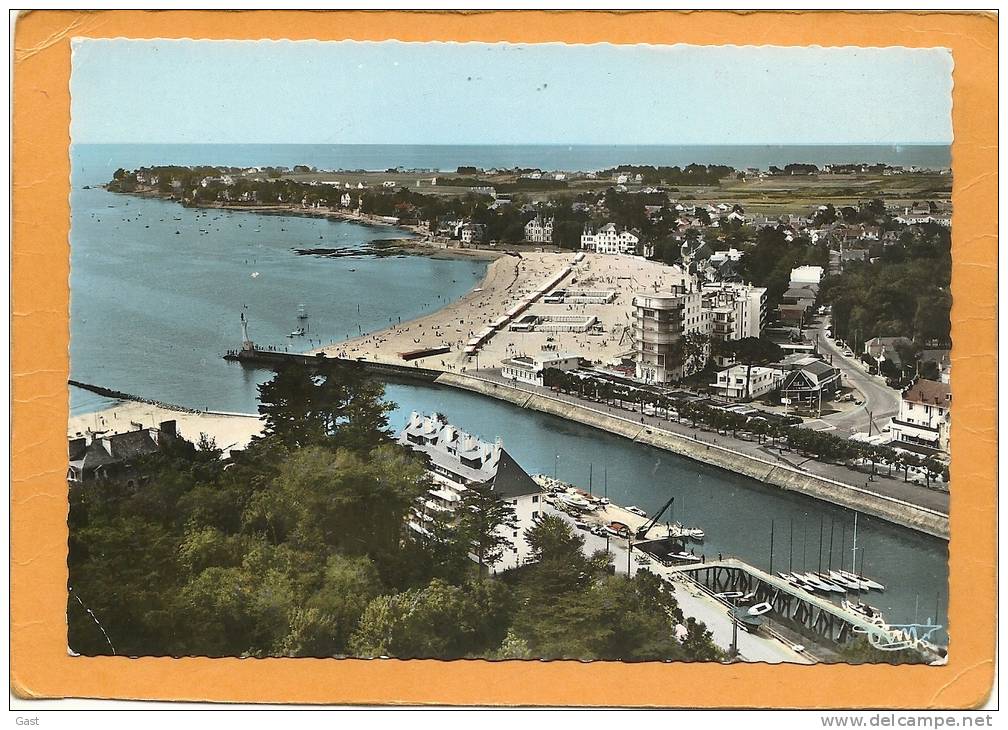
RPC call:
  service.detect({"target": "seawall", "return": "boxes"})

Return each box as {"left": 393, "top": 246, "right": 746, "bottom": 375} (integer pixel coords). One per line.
{"left": 434, "top": 372, "right": 950, "bottom": 540}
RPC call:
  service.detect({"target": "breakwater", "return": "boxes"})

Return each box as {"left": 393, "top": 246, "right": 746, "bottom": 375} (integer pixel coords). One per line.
{"left": 222, "top": 347, "right": 443, "bottom": 382}
{"left": 69, "top": 380, "right": 205, "bottom": 414}
{"left": 434, "top": 372, "right": 950, "bottom": 540}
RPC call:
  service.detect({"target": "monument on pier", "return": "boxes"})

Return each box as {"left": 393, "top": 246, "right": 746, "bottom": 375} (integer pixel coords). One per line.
{"left": 241, "top": 311, "right": 254, "bottom": 352}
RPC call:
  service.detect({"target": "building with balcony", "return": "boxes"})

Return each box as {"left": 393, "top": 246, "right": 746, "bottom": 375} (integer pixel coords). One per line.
{"left": 633, "top": 291, "right": 685, "bottom": 385}
{"left": 701, "top": 282, "right": 767, "bottom": 343}
{"left": 398, "top": 412, "right": 544, "bottom": 571}
{"left": 888, "top": 378, "right": 951, "bottom": 455}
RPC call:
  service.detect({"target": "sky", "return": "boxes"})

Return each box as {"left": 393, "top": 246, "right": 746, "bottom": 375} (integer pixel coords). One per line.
{"left": 70, "top": 39, "right": 953, "bottom": 146}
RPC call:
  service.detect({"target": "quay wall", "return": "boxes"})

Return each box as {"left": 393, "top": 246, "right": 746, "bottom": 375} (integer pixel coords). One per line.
{"left": 434, "top": 372, "right": 949, "bottom": 540}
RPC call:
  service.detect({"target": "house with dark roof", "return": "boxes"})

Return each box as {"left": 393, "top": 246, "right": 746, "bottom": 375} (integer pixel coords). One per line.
{"left": 68, "top": 420, "right": 178, "bottom": 485}
{"left": 779, "top": 355, "right": 841, "bottom": 408}
{"left": 398, "top": 412, "right": 544, "bottom": 571}
{"left": 863, "top": 336, "right": 916, "bottom": 374}
{"left": 889, "top": 378, "right": 951, "bottom": 455}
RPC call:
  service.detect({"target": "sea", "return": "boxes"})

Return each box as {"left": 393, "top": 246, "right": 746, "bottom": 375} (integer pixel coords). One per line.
{"left": 69, "top": 143, "right": 949, "bottom": 640}
{"left": 77, "top": 143, "right": 951, "bottom": 174}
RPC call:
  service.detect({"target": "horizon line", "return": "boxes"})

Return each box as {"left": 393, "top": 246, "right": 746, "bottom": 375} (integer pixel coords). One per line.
{"left": 76, "top": 141, "right": 952, "bottom": 147}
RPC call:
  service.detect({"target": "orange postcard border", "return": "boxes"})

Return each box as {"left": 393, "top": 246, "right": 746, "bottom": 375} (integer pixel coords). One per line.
{"left": 10, "top": 9, "right": 998, "bottom": 708}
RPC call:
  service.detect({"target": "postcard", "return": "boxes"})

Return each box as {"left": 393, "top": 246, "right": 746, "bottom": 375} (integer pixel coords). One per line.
{"left": 10, "top": 9, "right": 998, "bottom": 709}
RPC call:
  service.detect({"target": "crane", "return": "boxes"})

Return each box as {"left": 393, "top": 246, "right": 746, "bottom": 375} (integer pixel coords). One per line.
{"left": 635, "top": 496, "right": 675, "bottom": 540}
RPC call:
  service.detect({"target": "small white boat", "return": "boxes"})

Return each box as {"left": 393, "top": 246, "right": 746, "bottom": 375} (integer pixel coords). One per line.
{"left": 842, "top": 599, "right": 886, "bottom": 624}
{"left": 829, "top": 570, "right": 865, "bottom": 591}
{"left": 672, "top": 552, "right": 702, "bottom": 564}
{"left": 288, "top": 327, "right": 306, "bottom": 337}
{"left": 557, "top": 492, "right": 592, "bottom": 511}
{"left": 748, "top": 601, "right": 773, "bottom": 617}
{"left": 812, "top": 573, "right": 848, "bottom": 593}
{"left": 841, "top": 570, "right": 885, "bottom": 591}
{"left": 671, "top": 521, "right": 705, "bottom": 541}
{"left": 626, "top": 505, "right": 648, "bottom": 518}
{"left": 716, "top": 591, "right": 744, "bottom": 600}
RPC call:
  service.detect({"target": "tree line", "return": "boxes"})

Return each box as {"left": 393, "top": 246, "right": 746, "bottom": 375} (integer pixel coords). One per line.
{"left": 541, "top": 368, "right": 947, "bottom": 488}
{"left": 68, "top": 364, "right": 721, "bottom": 661}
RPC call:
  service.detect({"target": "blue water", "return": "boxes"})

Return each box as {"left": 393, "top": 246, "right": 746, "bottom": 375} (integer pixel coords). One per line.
{"left": 69, "top": 146, "right": 487, "bottom": 413}
{"left": 75, "top": 143, "right": 951, "bottom": 175}
{"left": 69, "top": 143, "right": 949, "bottom": 643}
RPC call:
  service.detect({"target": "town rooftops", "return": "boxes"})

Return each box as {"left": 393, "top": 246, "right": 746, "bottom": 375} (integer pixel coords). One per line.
{"left": 68, "top": 420, "right": 178, "bottom": 482}
{"left": 783, "top": 286, "right": 818, "bottom": 301}
{"left": 902, "top": 379, "right": 951, "bottom": 407}
{"left": 864, "top": 336, "right": 915, "bottom": 368}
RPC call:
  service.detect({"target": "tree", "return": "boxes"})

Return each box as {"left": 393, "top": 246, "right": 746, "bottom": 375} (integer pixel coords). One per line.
{"left": 276, "top": 554, "right": 384, "bottom": 657}
{"left": 244, "top": 445, "right": 427, "bottom": 561}
{"left": 458, "top": 481, "right": 518, "bottom": 575}
{"left": 349, "top": 578, "right": 510, "bottom": 659}
{"left": 715, "top": 337, "right": 784, "bottom": 399}
{"left": 256, "top": 364, "right": 393, "bottom": 451}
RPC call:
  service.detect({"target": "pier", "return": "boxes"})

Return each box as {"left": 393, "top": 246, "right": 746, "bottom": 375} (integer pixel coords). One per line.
{"left": 223, "top": 346, "right": 443, "bottom": 382}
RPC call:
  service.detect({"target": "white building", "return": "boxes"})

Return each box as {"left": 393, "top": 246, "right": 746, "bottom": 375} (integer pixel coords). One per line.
{"left": 580, "top": 223, "right": 642, "bottom": 255}
{"left": 633, "top": 282, "right": 708, "bottom": 384}
{"left": 398, "top": 412, "right": 545, "bottom": 571}
{"left": 789, "top": 265, "right": 825, "bottom": 287}
{"left": 460, "top": 223, "right": 484, "bottom": 245}
{"left": 500, "top": 352, "right": 581, "bottom": 385}
{"left": 710, "top": 365, "right": 783, "bottom": 401}
{"left": 708, "top": 248, "right": 745, "bottom": 267}
{"left": 524, "top": 216, "right": 554, "bottom": 243}
{"left": 701, "top": 282, "right": 767, "bottom": 343}
{"left": 888, "top": 379, "right": 951, "bottom": 455}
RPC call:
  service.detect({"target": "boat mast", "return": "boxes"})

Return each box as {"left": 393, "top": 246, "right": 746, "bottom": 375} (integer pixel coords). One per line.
{"left": 851, "top": 512, "right": 859, "bottom": 575}
{"left": 828, "top": 517, "right": 835, "bottom": 571}
{"left": 818, "top": 514, "right": 824, "bottom": 573}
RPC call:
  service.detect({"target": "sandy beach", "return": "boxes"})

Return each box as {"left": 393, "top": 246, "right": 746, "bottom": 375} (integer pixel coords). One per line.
{"left": 315, "top": 251, "right": 690, "bottom": 372}
{"left": 69, "top": 401, "right": 264, "bottom": 455}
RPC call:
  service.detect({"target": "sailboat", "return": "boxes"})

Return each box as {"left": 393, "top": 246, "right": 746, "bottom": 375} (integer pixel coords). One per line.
{"left": 288, "top": 304, "right": 309, "bottom": 337}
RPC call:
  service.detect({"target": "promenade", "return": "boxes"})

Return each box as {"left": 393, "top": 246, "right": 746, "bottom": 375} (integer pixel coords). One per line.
{"left": 438, "top": 369, "right": 949, "bottom": 538}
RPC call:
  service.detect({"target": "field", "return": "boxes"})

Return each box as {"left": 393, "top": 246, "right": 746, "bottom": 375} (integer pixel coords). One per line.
{"left": 264, "top": 168, "right": 951, "bottom": 217}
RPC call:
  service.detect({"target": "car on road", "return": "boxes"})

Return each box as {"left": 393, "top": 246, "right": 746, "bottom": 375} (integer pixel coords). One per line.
{"left": 574, "top": 520, "right": 589, "bottom": 530}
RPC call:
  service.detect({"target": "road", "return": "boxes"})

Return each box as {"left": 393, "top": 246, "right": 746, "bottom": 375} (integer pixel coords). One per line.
{"left": 808, "top": 316, "right": 901, "bottom": 435}
{"left": 473, "top": 370, "right": 949, "bottom": 516}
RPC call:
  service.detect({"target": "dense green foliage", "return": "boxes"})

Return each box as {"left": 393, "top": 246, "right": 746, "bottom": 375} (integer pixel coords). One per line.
{"left": 820, "top": 223, "right": 952, "bottom": 349}
{"left": 68, "top": 365, "right": 720, "bottom": 661}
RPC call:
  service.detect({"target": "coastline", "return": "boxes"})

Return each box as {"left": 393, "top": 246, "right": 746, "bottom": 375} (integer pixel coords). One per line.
{"left": 94, "top": 185, "right": 948, "bottom": 539}
{"left": 103, "top": 186, "right": 507, "bottom": 263}
{"left": 69, "top": 400, "right": 264, "bottom": 456}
